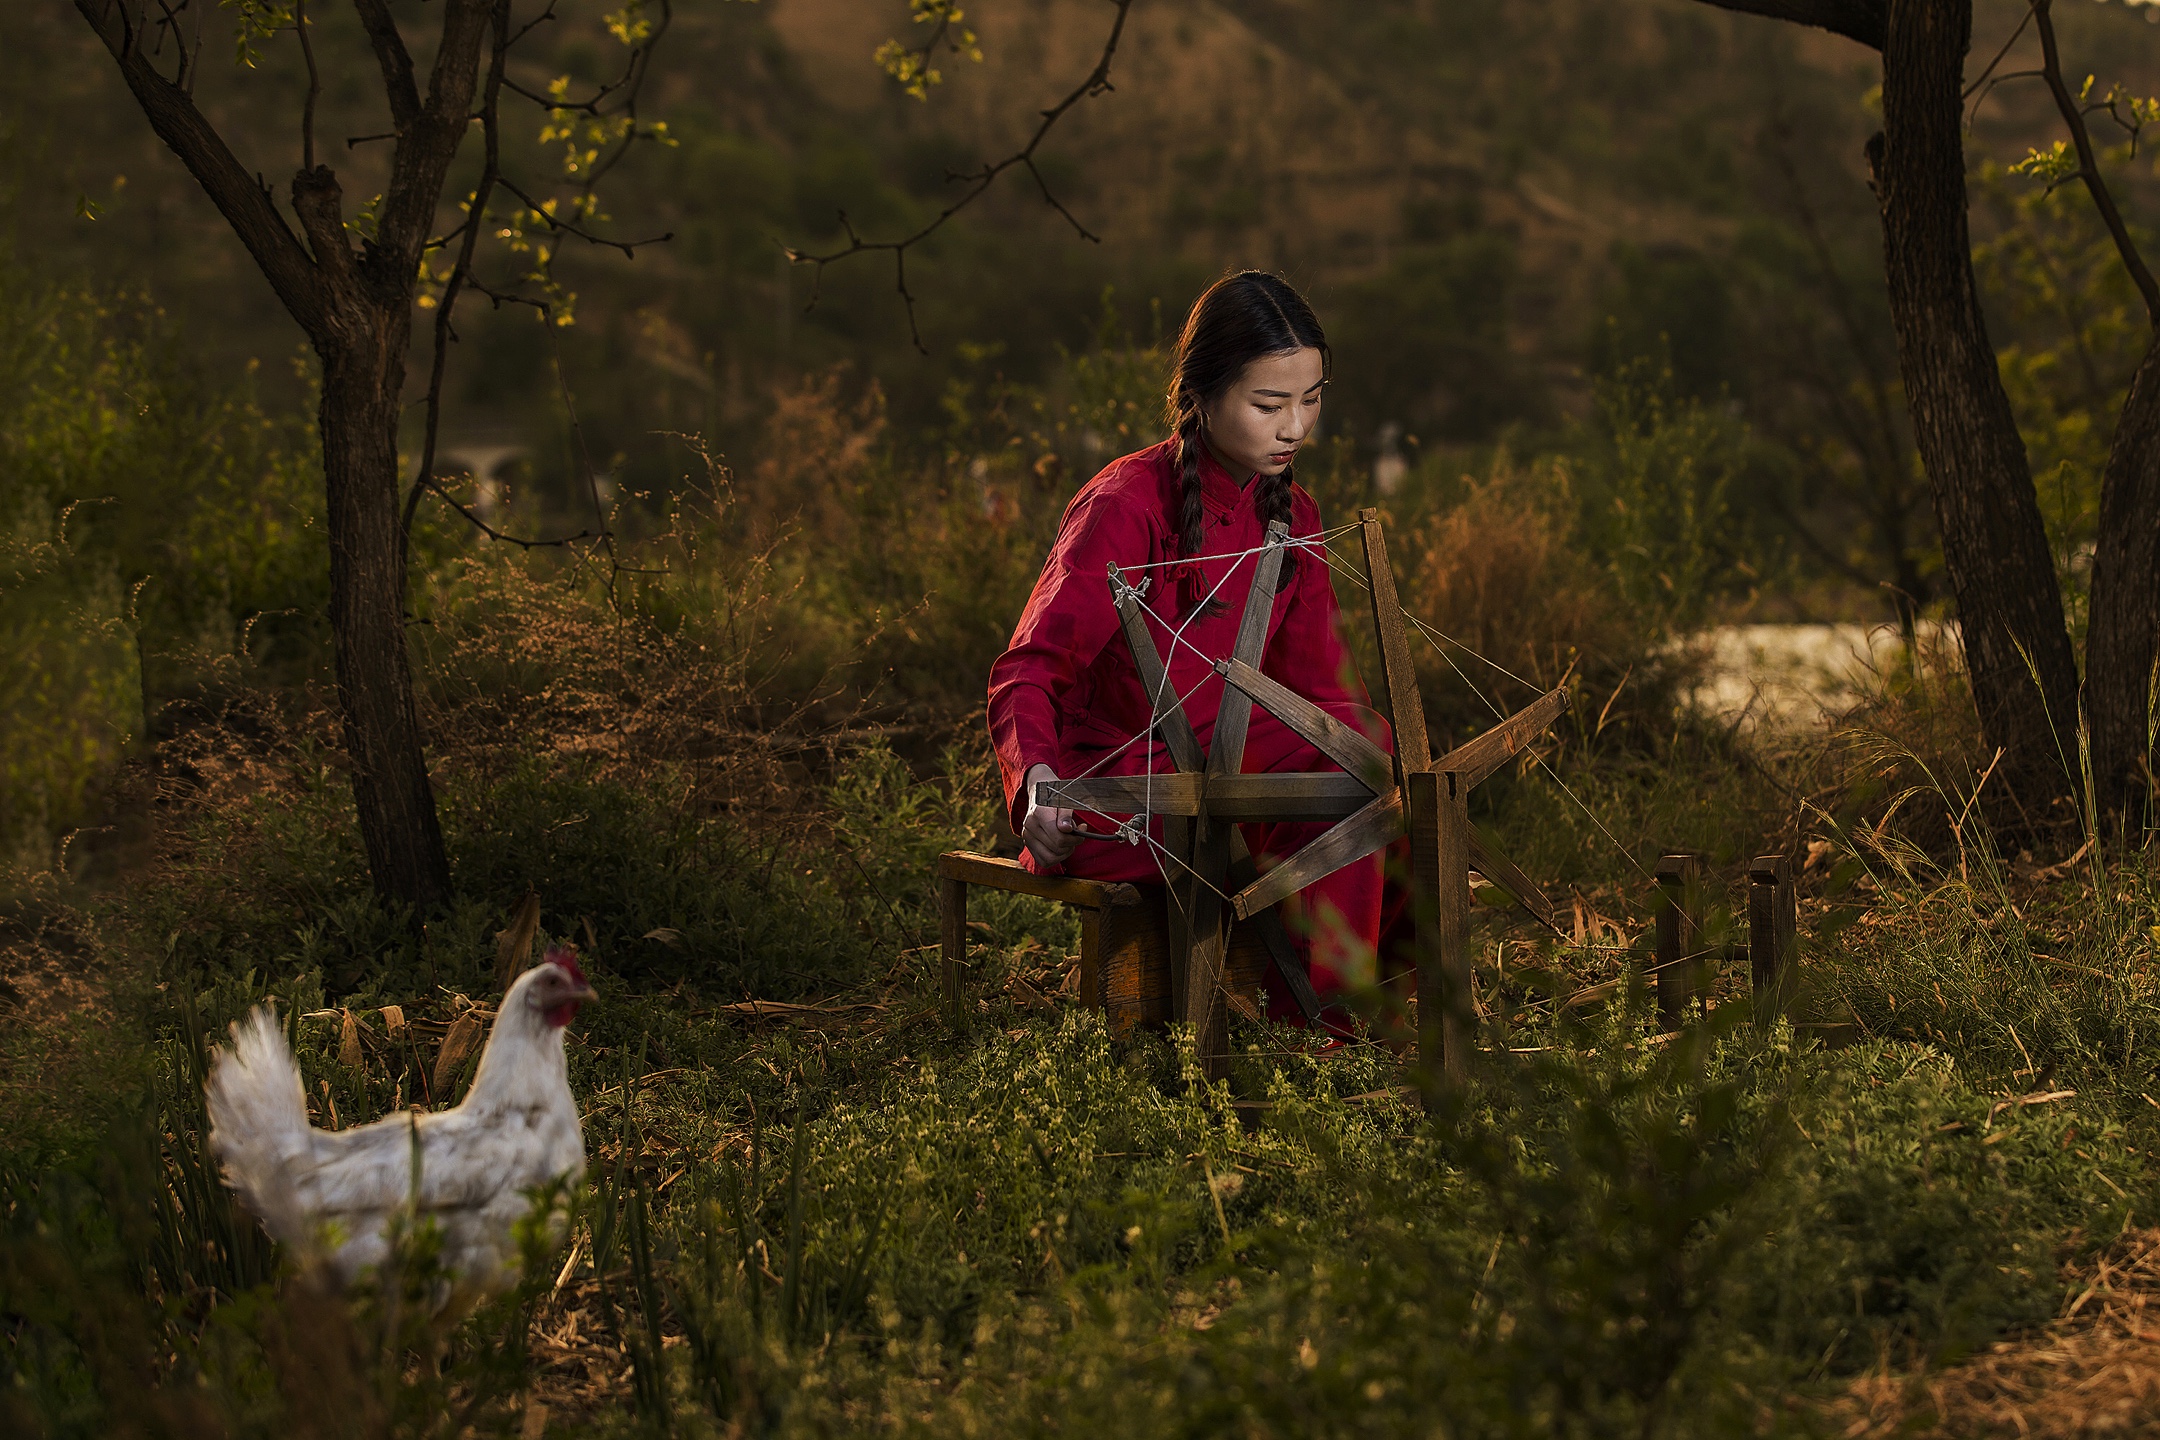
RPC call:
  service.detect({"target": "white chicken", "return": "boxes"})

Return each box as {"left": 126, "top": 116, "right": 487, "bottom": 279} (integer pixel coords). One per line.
{"left": 206, "top": 948, "right": 597, "bottom": 1305}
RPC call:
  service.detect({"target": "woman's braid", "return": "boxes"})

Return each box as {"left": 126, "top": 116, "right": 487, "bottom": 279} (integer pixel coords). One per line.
{"left": 1173, "top": 403, "right": 1215, "bottom": 615}
{"left": 1253, "top": 464, "right": 1298, "bottom": 588}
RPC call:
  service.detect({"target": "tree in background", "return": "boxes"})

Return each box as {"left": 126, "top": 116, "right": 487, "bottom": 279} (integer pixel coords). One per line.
{"left": 69, "top": 0, "right": 1135, "bottom": 912}
{"left": 71, "top": 0, "right": 671, "bottom": 911}
{"left": 1696, "top": 0, "right": 2157, "bottom": 835}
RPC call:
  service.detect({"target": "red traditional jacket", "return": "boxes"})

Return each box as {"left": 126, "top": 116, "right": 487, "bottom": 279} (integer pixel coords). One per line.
{"left": 987, "top": 439, "right": 1369, "bottom": 834}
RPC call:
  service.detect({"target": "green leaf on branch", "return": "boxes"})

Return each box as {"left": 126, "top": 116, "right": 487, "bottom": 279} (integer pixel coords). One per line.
{"left": 2010, "top": 141, "right": 2080, "bottom": 189}
{"left": 604, "top": 0, "right": 654, "bottom": 46}
{"left": 220, "top": 0, "right": 296, "bottom": 69}
{"left": 877, "top": 0, "right": 983, "bottom": 101}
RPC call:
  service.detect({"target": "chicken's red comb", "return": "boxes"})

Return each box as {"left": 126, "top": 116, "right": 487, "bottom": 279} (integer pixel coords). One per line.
{"left": 543, "top": 943, "right": 586, "bottom": 985}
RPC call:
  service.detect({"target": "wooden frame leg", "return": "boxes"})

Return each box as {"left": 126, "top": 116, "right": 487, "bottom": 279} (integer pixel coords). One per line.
{"left": 1163, "top": 817, "right": 1192, "bottom": 1021}
{"left": 941, "top": 875, "right": 968, "bottom": 1023}
{"left": 1748, "top": 854, "right": 1796, "bottom": 1025}
{"left": 1183, "top": 823, "right": 1233, "bottom": 1084}
{"left": 1411, "top": 769, "right": 1472, "bottom": 1104}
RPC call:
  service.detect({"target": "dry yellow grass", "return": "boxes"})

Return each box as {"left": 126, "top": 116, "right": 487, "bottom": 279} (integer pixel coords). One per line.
{"left": 1835, "top": 1229, "right": 2160, "bottom": 1437}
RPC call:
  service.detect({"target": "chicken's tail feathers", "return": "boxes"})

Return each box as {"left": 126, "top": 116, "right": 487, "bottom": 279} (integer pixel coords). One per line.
{"left": 205, "top": 1006, "right": 312, "bottom": 1243}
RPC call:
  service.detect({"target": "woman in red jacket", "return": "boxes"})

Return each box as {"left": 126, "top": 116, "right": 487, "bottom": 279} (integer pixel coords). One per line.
{"left": 987, "top": 271, "right": 1399, "bottom": 1010}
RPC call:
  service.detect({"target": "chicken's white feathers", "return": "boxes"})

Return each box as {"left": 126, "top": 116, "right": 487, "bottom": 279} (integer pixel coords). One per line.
{"left": 206, "top": 958, "right": 592, "bottom": 1303}
{"left": 204, "top": 1007, "right": 317, "bottom": 1244}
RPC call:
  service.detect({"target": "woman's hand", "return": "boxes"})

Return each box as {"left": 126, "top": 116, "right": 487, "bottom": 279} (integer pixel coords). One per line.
{"left": 1020, "top": 763, "right": 1081, "bottom": 868}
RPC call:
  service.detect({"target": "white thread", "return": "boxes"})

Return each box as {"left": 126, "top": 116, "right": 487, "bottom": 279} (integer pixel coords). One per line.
{"left": 1047, "top": 519, "right": 1645, "bottom": 957}
{"left": 1315, "top": 535, "right": 1649, "bottom": 885}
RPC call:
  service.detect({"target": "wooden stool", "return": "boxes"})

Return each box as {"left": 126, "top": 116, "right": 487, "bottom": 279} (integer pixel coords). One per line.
{"left": 937, "top": 851, "right": 1298, "bottom": 1035}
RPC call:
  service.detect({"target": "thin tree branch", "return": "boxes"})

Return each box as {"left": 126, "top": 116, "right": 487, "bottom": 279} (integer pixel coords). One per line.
{"left": 502, "top": 69, "right": 636, "bottom": 116}
{"left": 465, "top": 275, "right": 555, "bottom": 315}
{"left": 149, "top": 0, "right": 190, "bottom": 89}
{"left": 401, "top": 0, "right": 673, "bottom": 562}
{"left": 907, "top": 2, "right": 967, "bottom": 74}
{"left": 295, "top": 0, "right": 320, "bottom": 171}
{"left": 1964, "top": 7, "right": 2034, "bottom": 102}
{"left": 556, "top": 0, "right": 670, "bottom": 195}
{"left": 407, "top": 473, "right": 598, "bottom": 551}
{"left": 1967, "top": 68, "right": 2047, "bottom": 130}
{"left": 1022, "top": 155, "right": 1099, "bottom": 242}
{"left": 788, "top": 0, "right": 1134, "bottom": 352}
{"left": 2030, "top": 0, "right": 2160, "bottom": 327}
{"left": 403, "top": 0, "right": 513, "bottom": 564}
{"left": 498, "top": 178, "right": 671, "bottom": 256}
{"left": 506, "top": 0, "right": 563, "bottom": 50}
{"left": 352, "top": 0, "right": 421, "bottom": 132}
{"left": 183, "top": 0, "right": 203, "bottom": 95}
{"left": 423, "top": 214, "right": 475, "bottom": 254}
{"left": 507, "top": 1, "right": 672, "bottom": 290}
{"left": 71, "top": 0, "right": 326, "bottom": 335}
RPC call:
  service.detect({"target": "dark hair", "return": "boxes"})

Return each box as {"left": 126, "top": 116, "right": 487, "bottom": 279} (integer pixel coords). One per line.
{"left": 1164, "top": 270, "right": 1331, "bottom": 614}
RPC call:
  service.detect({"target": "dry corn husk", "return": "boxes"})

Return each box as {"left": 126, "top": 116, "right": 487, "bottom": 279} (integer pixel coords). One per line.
{"left": 380, "top": 1004, "right": 407, "bottom": 1042}
{"left": 434, "top": 1011, "right": 485, "bottom": 1094}
{"left": 494, "top": 892, "right": 543, "bottom": 993}
{"left": 338, "top": 1009, "right": 363, "bottom": 1069}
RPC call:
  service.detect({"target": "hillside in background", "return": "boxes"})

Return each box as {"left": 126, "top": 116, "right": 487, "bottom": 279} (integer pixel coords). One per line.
{"left": 7, "top": 0, "right": 2160, "bottom": 618}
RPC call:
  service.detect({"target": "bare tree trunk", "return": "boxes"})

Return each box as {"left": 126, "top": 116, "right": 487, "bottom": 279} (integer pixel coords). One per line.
{"left": 76, "top": 0, "right": 485, "bottom": 912}
{"left": 1873, "top": 0, "right": 2080, "bottom": 813}
{"left": 320, "top": 328, "right": 450, "bottom": 913}
{"left": 2087, "top": 341, "right": 2160, "bottom": 824}
{"left": 1691, "top": 0, "right": 2084, "bottom": 813}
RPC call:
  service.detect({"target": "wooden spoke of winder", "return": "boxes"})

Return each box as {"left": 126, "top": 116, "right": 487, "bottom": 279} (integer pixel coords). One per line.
{"left": 1226, "top": 684, "right": 1573, "bottom": 925}
{"left": 1222, "top": 790, "right": 1555, "bottom": 933}
{"left": 1204, "top": 522, "right": 1290, "bottom": 791}
{"left": 1215, "top": 657, "right": 1392, "bottom": 794}
{"left": 1463, "top": 827, "right": 1557, "bottom": 932}
{"left": 1185, "top": 524, "right": 1289, "bottom": 1064}
{"left": 1231, "top": 832, "right": 1323, "bottom": 1023}
{"left": 1433, "top": 685, "right": 1570, "bottom": 790}
{"left": 1107, "top": 561, "right": 1204, "bottom": 775}
{"left": 1230, "top": 789, "right": 1404, "bottom": 922}
{"left": 1041, "top": 684, "right": 1568, "bottom": 822}
{"left": 1035, "top": 771, "right": 1372, "bottom": 821}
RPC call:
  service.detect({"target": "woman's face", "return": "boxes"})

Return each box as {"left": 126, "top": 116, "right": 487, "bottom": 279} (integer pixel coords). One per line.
{"left": 1202, "top": 347, "right": 1325, "bottom": 482}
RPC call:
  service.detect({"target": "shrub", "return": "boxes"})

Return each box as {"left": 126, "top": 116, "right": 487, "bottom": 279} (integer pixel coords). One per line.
{"left": 0, "top": 267, "right": 322, "bottom": 884}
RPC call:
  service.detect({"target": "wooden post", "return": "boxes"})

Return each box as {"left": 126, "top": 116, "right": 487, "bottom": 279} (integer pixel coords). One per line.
{"left": 1411, "top": 770, "right": 1472, "bottom": 1103}
{"left": 1652, "top": 854, "right": 1704, "bottom": 1031}
{"left": 940, "top": 874, "right": 968, "bottom": 1023}
{"left": 1438, "top": 774, "right": 1473, "bottom": 1089}
{"left": 1748, "top": 854, "right": 1797, "bottom": 1024}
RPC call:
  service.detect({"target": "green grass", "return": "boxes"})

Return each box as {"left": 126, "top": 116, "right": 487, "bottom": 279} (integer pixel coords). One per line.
{"left": 3, "top": 708, "right": 2155, "bottom": 1437}
{"left": 2, "top": 271, "right": 2155, "bottom": 1435}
